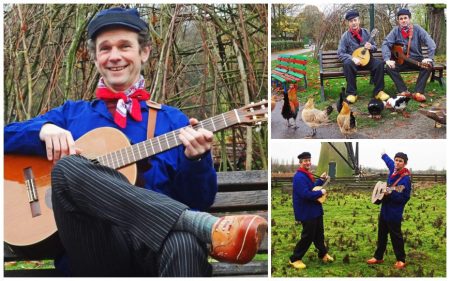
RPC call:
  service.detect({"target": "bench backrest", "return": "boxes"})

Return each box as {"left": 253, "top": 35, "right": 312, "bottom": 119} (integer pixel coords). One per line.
{"left": 275, "top": 54, "right": 307, "bottom": 75}
{"left": 320, "top": 47, "right": 431, "bottom": 71}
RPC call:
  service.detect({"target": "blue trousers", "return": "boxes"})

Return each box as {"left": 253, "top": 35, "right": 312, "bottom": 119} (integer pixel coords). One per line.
{"left": 51, "top": 155, "right": 211, "bottom": 276}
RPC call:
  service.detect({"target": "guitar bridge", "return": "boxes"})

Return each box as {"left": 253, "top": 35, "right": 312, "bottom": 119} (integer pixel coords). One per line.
{"left": 23, "top": 167, "right": 41, "bottom": 217}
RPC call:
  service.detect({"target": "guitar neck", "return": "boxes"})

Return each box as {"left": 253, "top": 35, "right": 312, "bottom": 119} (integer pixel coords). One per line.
{"left": 404, "top": 57, "right": 429, "bottom": 69}
{"left": 95, "top": 110, "right": 240, "bottom": 169}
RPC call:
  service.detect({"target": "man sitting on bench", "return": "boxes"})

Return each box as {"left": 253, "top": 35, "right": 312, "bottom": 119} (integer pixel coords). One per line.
{"left": 337, "top": 9, "right": 390, "bottom": 104}
{"left": 382, "top": 8, "right": 436, "bottom": 102}
{"left": 4, "top": 7, "right": 267, "bottom": 277}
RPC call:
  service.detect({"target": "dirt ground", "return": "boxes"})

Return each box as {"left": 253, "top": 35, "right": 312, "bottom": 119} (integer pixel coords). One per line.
{"left": 271, "top": 100, "right": 446, "bottom": 139}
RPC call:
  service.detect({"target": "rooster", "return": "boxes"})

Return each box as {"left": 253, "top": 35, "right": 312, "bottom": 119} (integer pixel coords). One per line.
{"left": 336, "top": 87, "right": 345, "bottom": 114}
{"left": 337, "top": 101, "right": 357, "bottom": 138}
{"left": 385, "top": 95, "right": 410, "bottom": 118}
{"left": 368, "top": 98, "right": 385, "bottom": 120}
{"left": 281, "top": 84, "right": 300, "bottom": 128}
{"left": 301, "top": 97, "right": 333, "bottom": 136}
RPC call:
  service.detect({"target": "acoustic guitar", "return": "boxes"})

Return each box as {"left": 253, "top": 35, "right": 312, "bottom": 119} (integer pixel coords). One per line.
{"left": 371, "top": 181, "right": 405, "bottom": 205}
{"left": 4, "top": 101, "right": 268, "bottom": 257}
{"left": 312, "top": 176, "right": 330, "bottom": 204}
{"left": 351, "top": 28, "right": 379, "bottom": 66}
{"left": 391, "top": 44, "right": 432, "bottom": 70}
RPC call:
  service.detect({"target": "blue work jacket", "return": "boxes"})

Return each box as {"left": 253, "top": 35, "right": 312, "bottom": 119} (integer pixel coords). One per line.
{"left": 380, "top": 154, "right": 411, "bottom": 222}
{"left": 292, "top": 170, "right": 324, "bottom": 222}
{"left": 4, "top": 99, "right": 218, "bottom": 211}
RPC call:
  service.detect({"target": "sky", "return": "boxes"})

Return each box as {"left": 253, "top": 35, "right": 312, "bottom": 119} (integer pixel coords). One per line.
{"left": 271, "top": 140, "right": 447, "bottom": 171}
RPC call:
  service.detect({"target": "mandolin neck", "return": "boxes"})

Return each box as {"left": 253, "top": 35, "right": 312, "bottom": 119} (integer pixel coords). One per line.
{"left": 95, "top": 110, "right": 241, "bottom": 169}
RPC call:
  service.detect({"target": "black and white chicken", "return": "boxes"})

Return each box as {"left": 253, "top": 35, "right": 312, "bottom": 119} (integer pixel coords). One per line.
{"left": 385, "top": 95, "right": 410, "bottom": 117}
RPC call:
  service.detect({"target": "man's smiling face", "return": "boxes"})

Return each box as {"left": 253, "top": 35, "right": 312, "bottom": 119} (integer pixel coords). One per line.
{"left": 94, "top": 27, "right": 150, "bottom": 92}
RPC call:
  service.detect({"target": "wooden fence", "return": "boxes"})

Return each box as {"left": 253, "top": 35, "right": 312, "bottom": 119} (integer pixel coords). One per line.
{"left": 272, "top": 173, "right": 446, "bottom": 189}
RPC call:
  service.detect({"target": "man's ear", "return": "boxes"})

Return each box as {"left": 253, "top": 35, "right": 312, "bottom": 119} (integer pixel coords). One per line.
{"left": 141, "top": 45, "right": 151, "bottom": 63}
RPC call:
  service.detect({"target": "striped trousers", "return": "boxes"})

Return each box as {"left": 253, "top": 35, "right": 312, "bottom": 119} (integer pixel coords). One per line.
{"left": 51, "top": 155, "right": 212, "bottom": 276}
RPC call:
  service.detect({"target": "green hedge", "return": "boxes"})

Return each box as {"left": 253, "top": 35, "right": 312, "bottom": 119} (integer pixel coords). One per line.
{"left": 271, "top": 41, "right": 304, "bottom": 51}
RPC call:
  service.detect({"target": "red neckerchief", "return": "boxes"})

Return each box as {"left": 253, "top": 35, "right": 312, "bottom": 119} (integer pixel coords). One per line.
{"left": 96, "top": 77, "right": 150, "bottom": 128}
{"left": 297, "top": 167, "right": 315, "bottom": 182}
{"left": 400, "top": 25, "right": 412, "bottom": 39}
{"left": 349, "top": 28, "right": 362, "bottom": 43}
{"left": 390, "top": 167, "right": 410, "bottom": 179}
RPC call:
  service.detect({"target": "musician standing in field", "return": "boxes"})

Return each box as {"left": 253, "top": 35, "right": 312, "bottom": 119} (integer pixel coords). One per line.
{"left": 289, "top": 152, "right": 333, "bottom": 269}
{"left": 367, "top": 152, "right": 411, "bottom": 269}
{"left": 382, "top": 8, "right": 436, "bottom": 102}
{"left": 337, "top": 9, "right": 390, "bottom": 104}
{"left": 4, "top": 7, "right": 267, "bottom": 277}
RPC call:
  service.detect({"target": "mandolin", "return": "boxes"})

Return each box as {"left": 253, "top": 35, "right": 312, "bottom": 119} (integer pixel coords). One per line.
{"left": 4, "top": 101, "right": 268, "bottom": 256}
{"left": 312, "top": 176, "right": 330, "bottom": 204}
{"left": 351, "top": 28, "right": 379, "bottom": 66}
{"left": 391, "top": 44, "right": 432, "bottom": 70}
{"left": 371, "top": 181, "right": 405, "bottom": 205}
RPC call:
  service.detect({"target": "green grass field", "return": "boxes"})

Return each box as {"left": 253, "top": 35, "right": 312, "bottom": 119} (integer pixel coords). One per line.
{"left": 271, "top": 52, "right": 446, "bottom": 128}
{"left": 271, "top": 183, "right": 446, "bottom": 277}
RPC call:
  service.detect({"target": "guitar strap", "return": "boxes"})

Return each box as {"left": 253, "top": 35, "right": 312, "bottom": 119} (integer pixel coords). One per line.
{"left": 146, "top": 100, "right": 161, "bottom": 139}
{"left": 133, "top": 100, "right": 161, "bottom": 188}
{"left": 390, "top": 174, "right": 407, "bottom": 188}
{"left": 406, "top": 24, "right": 414, "bottom": 58}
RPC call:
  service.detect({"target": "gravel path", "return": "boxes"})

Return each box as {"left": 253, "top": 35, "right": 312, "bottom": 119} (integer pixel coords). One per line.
{"left": 271, "top": 100, "right": 446, "bottom": 139}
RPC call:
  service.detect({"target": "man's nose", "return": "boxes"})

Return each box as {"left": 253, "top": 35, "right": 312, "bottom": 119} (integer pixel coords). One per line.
{"left": 109, "top": 47, "right": 121, "bottom": 61}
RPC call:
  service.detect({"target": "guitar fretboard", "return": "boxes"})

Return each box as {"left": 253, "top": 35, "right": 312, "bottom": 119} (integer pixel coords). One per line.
{"left": 95, "top": 110, "right": 241, "bottom": 169}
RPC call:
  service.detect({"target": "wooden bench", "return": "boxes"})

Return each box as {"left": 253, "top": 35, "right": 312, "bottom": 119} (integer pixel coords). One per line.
{"left": 271, "top": 54, "right": 308, "bottom": 93}
{"left": 319, "top": 47, "right": 446, "bottom": 100}
{"left": 4, "top": 170, "right": 268, "bottom": 277}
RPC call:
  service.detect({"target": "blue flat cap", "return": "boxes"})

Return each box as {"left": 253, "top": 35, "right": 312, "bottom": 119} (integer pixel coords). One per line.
{"left": 345, "top": 10, "right": 359, "bottom": 21}
{"left": 397, "top": 8, "right": 411, "bottom": 18}
{"left": 298, "top": 152, "right": 312, "bottom": 160}
{"left": 88, "top": 7, "right": 148, "bottom": 39}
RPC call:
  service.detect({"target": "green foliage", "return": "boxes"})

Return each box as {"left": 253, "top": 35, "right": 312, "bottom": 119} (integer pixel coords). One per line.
{"left": 271, "top": 184, "right": 446, "bottom": 277}
{"left": 272, "top": 41, "right": 304, "bottom": 52}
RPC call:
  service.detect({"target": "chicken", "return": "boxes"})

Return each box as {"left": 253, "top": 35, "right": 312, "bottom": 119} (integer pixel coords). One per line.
{"left": 301, "top": 97, "right": 333, "bottom": 136}
{"left": 337, "top": 101, "right": 357, "bottom": 138}
{"left": 281, "top": 84, "right": 299, "bottom": 128}
{"left": 367, "top": 98, "right": 384, "bottom": 120}
{"left": 419, "top": 107, "right": 446, "bottom": 128}
{"left": 271, "top": 95, "right": 277, "bottom": 112}
{"left": 385, "top": 96, "right": 410, "bottom": 117}
{"left": 336, "top": 87, "right": 345, "bottom": 114}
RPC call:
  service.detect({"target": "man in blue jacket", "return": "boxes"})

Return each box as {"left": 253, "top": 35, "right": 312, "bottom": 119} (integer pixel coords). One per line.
{"left": 4, "top": 7, "right": 267, "bottom": 277}
{"left": 289, "top": 152, "right": 333, "bottom": 269}
{"left": 337, "top": 9, "right": 390, "bottom": 104}
{"left": 382, "top": 8, "right": 436, "bottom": 102}
{"left": 367, "top": 152, "right": 411, "bottom": 269}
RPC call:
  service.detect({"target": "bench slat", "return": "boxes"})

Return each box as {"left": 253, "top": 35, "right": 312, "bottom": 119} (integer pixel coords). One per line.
{"left": 212, "top": 261, "right": 268, "bottom": 276}
{"left": 216, "top": 170, "right": 267, "bottom": 186}
{"left": 210, "top": 190, "right": 268, "bottom": 211}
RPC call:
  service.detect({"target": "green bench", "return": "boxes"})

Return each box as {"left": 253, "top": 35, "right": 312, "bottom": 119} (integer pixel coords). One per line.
{"left": 271, "top": 54, "right": 308, "bottom": 93}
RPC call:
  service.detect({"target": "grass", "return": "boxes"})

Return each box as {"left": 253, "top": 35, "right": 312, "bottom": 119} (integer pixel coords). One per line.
{"left": 271, "top": 51, "right": 446, "bottom": 129}
{"left": 4, "top": 260, "right": 54, "bottom": 270}
{"left": 271, "top": 183, "right": 446, "bottom": 277}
